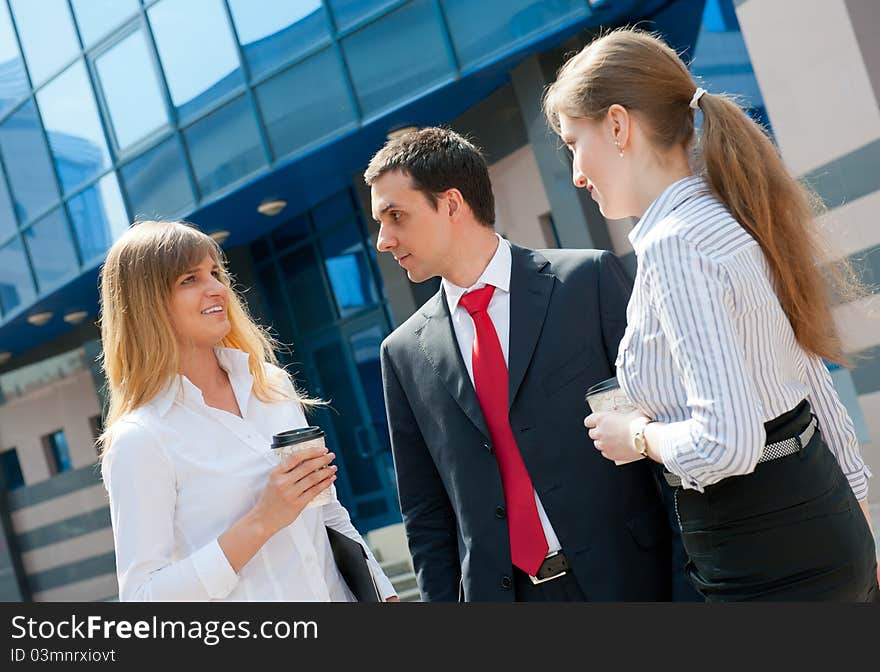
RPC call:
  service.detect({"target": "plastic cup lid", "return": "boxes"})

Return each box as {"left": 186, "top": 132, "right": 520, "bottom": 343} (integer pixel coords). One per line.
{"left": 271, "top": 426, "right": 325, "bottom": 449}
{"left": 585, "top": 376, "right": 620, "bottom": 399}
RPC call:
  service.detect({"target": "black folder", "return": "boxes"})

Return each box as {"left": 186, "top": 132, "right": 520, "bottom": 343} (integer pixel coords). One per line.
{"left": 325, "top": 527, "right": 381, "bottom": 602}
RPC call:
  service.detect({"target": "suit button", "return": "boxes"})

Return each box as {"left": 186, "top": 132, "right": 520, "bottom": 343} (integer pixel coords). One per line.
{"left": 501, "top": 575, "right": 512, "bottom": 590}
{"left": 483, "top": 442, "right": 493, "bottom": 454}
{"left": 495, "top": 506, "right": 506, "bottom": 519}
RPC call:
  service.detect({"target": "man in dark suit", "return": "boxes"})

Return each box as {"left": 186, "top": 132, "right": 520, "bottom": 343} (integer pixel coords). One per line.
{"left": 366, "top": 127, "right": 680, "bottom": 602}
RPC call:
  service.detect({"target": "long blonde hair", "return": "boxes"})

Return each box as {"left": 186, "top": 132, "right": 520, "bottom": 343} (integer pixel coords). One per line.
{"left": 543, "top": 28, "right": 864, "bottom": 365}
{"left": 98, "top": 220, "right": 318, "bottom": 456}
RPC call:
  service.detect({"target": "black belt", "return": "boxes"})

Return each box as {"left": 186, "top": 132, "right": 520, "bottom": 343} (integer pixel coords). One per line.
{"left": 528, "top": 551, "right": 570, "bottom": 585}
{"left": 663, "top": 400, "right": 817, "bottom": 488}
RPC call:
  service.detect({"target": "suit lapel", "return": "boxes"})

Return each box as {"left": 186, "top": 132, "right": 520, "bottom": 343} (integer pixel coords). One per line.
{"left": 507, "top": 245, "right": 555, "bottom": 409}
{"left": 417, "top": 289, "right": 490, "bottom": 439}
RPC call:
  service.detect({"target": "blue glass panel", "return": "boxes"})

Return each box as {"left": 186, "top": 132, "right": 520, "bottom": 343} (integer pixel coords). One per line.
{"left": 312, "top": 191, "right": 355, "bottom": 232}
{"left": 0, "top": 448, "right": 25, "bottom": 490}
{"left": 71, "top": 0, "right": 139, "bottom": 47}
{"left": 319, "top": 216, "right": 378, "bottom": 316}
{"left": 0, "top": 235, "right": 35, "bottom": 313}
{"left": 67, "top": 172, "right": 129, "bottom": 264}
{"left": 271, "top": 213, "right": 310, "bottom": 251}
{"left": 48, "top": 430, "right": 73, "bottom": 473}
{"left": 327, "top": 0, "right": 400, "bottom": 32}
{"left": 23, "top": 208, "right": 79, "bottom": 292}
{"left": 94, "top": 29, "right": 170, "bottom": 150}
{"left": 277, "top": 243, "right": 334, "bottom": 332}
{"left": 148, "top": 0, "right": 244, "bottom": 123}
{"left": 255, "top": 47, "right": 356, "bottom": 159}
{"left": 183, "top": 95, "right": 265, "bottom": 196}
{"left": 227, "top": 0, "right": 330, "bottom": 80}
{"left": 0, "top": 169, "right": 16, "bottom": 240}
{"left": 0, "top": 101, "right": 59, "bottom": 224}
{"left": 348, "top": 323, "right": 391, "bottom": 452}
{"left": 342, "top": 0, "right": 454, "bottom": 118}
{"left": 37, "top": 62, "right": 111, "bottom": 195}
{"left": 9, "top": 0, "right": 80, "bottom": 86}
{"left": 0, "top": 1, "right": 29, "bottom": 118}
{"left": 120, "top": 136, "right": 195, "bottom": 219}
{"left": 441, "top": 0, "right": 586, "bottom": 69}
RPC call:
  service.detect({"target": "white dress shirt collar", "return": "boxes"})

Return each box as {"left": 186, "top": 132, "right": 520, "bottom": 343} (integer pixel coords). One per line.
{"left": 153, "top": 346, "right": 254, "bottom": 418}
{"left": 442, "top": 233, "right": 512, "bottom": 315}
{"left": 628, "top": 175, "right": 708, "bottom": 255}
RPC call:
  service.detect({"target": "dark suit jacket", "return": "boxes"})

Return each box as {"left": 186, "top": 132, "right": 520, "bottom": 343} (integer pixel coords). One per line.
{"left": 380, "top": 245, "right": 672, "bottom": 601}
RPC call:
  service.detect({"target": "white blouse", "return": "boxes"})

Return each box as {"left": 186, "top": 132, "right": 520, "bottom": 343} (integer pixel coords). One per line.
{"left": 616, "top": 176, "right": 871, "bottom": 498}
{"left": 102, "top": 346, "right": 396, "bottom": 601}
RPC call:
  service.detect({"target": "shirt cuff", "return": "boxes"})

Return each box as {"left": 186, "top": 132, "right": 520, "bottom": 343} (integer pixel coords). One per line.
{"left": 191, "top": 538, "right": 239, "bottom": 600}
{"left": 845, "top": 467, "right": 871, "bottom": 502}
{"left": 369, "top": 562, "right": 397, "bottom": 601}
{"left": 655, "top": 423, "right": 706, "bottom": 493}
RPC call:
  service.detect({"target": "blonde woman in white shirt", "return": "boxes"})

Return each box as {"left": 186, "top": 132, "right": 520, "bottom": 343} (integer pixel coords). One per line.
{"left": 544, "top": 29, "right": 878, "bottom": 601}
{"left": 98, "top": 220, "right": 397, "bottom": 602}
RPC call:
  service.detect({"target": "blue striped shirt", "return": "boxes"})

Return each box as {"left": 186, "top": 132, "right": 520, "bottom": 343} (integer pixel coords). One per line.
{"left": 616, "top": 175, "right": 871, "bottom": 498}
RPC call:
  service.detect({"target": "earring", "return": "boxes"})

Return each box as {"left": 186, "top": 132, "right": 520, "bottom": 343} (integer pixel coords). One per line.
{"left": 614, "top": 137, "right": 623, "bottom": 158}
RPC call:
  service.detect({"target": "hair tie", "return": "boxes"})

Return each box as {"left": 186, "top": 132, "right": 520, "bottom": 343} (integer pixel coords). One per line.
{"left": 689, "top": 87, "right": 707, "bottom": 110}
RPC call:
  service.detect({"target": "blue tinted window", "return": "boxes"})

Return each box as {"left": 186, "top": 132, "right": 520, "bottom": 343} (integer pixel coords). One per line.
{"left": 23, "top": 208, "right": 79, "bottom": 292}
{"left": 277, "top": 243, "right": 334, "bottom": 332}
{"left": 46, "top": 430, "right": 73, "bottom": 474}
{"left": 94, "top": 29, "right": 170, "bottom": 150}
{"left": 0, "top": 1, "right": 28, "bottom": 118}
{"left": 0, "top": 101, "right": 59, "bottom": 224}
{"left": 183, "top": 95, "right": 265, "bottom": 196}
{"left": 342, "top": 0, "right": 454, "bottom": 118}
{"left": 71, "top": 0, "right": 139, "bottom": 47}
{"left": 270, "top": 212, "right": 310, "bottom": 251}
{"left": 319, "top": 217, "right": 378, "bottom": 316}
{"left": 67, "top": 172, "right": 129, "bottom": 264}
{"left": 327, "top": 0, "right": 400, "bottom": 32}
{"left": 148, "top": 0, "right": 244, "bottom": 123}
{"left": 312, "top": 191, "right": 355, "bottom": 232}
{"left": 0, "top": 448, "right": 25, "bottom": 490}
{"left": 9, "top": 0, "right": 80, "bottom": 86}
{"left": 121, "top": 135, "right": 195, "bottom": 219}
{"left": 256, "top": 47, "right": 356, "bottom": 159}
{"left": 228, "top": 0, "right": 330, "bottom": 80}
{"left": 36, "top": 61, "right": 111, "bottom": 195}
{"left": 0, "top": 235, "right": 35, "bottom": 313}
{"left": 0, "top": 169, "right": 16, "bottom": 240}
{"left": 441, "top": 0, "right": 586, "bottom": 69}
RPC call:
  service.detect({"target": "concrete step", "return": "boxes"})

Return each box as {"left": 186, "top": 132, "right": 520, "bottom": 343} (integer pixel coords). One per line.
{"left": 389, "top": 574, "right": 418, "bottom": 594}
{"left": 397, "top": 586, "right": 422, "bottom": 602}
{"left": 379, "top": 559, "right": 413, "bottom": 578}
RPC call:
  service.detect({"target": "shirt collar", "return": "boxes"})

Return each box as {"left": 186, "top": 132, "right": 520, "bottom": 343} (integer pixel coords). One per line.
{"left": 628, "top": 175, "right": 709, "bottom": 254}
{"left": 442, "top": 234, "right": 511, "bottom": 315}
{"left": 153, "top": 346, "right": 254, "bottom": 417}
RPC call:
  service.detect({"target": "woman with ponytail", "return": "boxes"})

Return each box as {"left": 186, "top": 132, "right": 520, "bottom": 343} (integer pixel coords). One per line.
{"left": 545, "top": 28, "right": 877, "bottom": 601}
{"left": 99, "top": 220, "right": 395, "bottom": 601}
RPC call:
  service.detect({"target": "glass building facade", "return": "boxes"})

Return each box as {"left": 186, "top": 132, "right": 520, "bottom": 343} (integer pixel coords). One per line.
{"left": 1, "top": 0, "right": 826, "bottom": 602}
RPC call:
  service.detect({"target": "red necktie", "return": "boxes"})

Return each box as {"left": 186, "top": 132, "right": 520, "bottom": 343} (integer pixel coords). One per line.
{"left": 459, "top": 285, "right": 548, "bottom": 576}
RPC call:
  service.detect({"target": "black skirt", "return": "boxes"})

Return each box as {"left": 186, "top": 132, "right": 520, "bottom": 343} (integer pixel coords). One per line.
{"left": 673, "top": 401, "right": 878, "bottom": 601}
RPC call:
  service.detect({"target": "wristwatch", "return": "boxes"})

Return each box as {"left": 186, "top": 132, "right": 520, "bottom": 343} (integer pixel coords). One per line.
{"left": 632, "top": 420, "right": 653, "bottom": 458}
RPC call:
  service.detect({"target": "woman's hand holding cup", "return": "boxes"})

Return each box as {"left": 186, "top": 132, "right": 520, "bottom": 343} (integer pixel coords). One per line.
{"left": 252, "top": 446, "right": 337, "bottom": 537}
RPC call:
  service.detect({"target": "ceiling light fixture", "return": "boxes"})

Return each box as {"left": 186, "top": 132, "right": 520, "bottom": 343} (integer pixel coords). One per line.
{"left": 386, "top": 125, "right": 418, "bottom": 140}
{"left": 209, "top": 230, "right": 231, "bottom": 245}
{"left": 63, "top": 310, "right": 89, "bottom": 325}
{"left": 257, "top": 199, "right": 287, "bottom": 216}
{"left": 26, "top": 311, "right": 54, "bottom": 326}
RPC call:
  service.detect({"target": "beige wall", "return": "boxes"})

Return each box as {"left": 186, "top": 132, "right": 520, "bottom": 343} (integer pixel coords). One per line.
{"left": 0, "top": 367, "right": 101, "bottom": 484}
{"left": 489, "top": 144, "right": 555, "bottom": 249}
{"left": 737, "top": 0, "right": 880, "bottom": 175}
